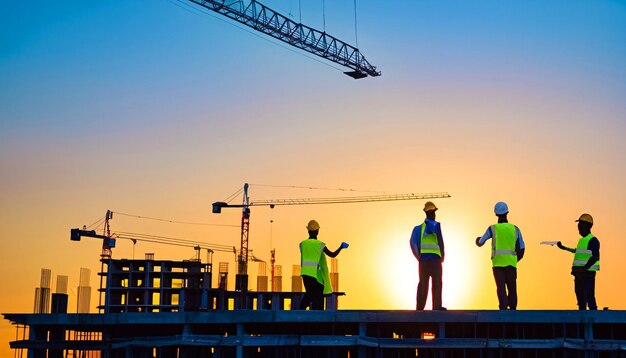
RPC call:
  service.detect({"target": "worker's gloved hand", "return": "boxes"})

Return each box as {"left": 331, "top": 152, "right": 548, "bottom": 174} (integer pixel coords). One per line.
{"left": 341, "top": 242, "right": 349, "bottom": 249}
{"left": 475, "top": 237, "right": 482, "bottom": 247}
{"left": 557, "top": 241, "right": 564, "bottom": 249}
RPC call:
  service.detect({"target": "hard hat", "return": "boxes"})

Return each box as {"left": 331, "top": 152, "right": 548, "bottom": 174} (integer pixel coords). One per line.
{"left": 576, "top": 213, "right": 593, "bottom": 224}
{"left": 423, "top": 201, "right": 438, "bottom": 212}
{"left": 494, "top": 201, "right": 509, "bottom": 215}
{"left": 306, "top": 220, "right": 320, "bottom": 231}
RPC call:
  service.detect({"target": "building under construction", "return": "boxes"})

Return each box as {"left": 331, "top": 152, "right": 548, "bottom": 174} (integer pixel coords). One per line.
{"left": 5, "top": 253, "right": 626, "bottom": 357}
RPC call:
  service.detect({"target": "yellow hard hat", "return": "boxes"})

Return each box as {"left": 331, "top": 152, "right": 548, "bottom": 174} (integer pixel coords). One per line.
{"left": 306, "top": 220, "right": 320, "bottom": 231}
{"left": 576, "top": 213, "right": 593, "bottom": 224}
{"left": 423, "top": 201, "right": 438, "bottom": 212}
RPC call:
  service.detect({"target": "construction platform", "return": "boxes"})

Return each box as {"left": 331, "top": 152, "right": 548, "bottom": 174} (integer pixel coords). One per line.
{"left": 4, "top": 309, "right": 626, "bottom": 357}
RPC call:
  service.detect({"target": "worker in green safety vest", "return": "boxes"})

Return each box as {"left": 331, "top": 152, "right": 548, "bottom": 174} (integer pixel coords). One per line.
{"left": 556, "top": 213, "right": 600, "bottom": 310}
{"left": 299, "top": 219, "right": 348, "bottom": 310}
{"left": 475, "top": 201, "right": 525, "bottom": 310}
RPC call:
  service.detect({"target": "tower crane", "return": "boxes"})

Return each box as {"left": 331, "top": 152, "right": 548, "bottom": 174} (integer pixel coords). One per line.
{"left": 70, "top": 210, "right": 238, "bottom": 308}
{"left": 212, "top": 183, "right": 451, "bottom": 291}
{"left": 186, "top": 0, "right": 380, "bottom": 78}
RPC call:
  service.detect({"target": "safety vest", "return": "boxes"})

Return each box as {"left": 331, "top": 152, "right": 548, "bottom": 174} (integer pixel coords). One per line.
{"left": 572, "top": 234, "right": 600, "bottom": 271}
{"left": 419, "top": 222, "right": 441, "bottom": 256}
{"left": 299, "top": 238, "right": 333, "bottom": 294}
{"left": 490, "top": 223, "right": 518, "bottom": 268}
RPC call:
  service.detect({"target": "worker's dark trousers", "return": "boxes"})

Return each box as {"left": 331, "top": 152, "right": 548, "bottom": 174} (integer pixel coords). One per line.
{"left": 416, "top": 259, "right": 443, "bottom": 310}
{"left": 574, "top": 271, "right": 597, "bottom": 310}
{"left": 492, "top": 266, "right": 517, "bottom": 310}
{"left": 300, "top": 275, "right": 324, "bottom": 310}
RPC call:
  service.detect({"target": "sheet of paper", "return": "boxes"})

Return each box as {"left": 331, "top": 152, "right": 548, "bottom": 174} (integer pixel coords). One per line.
{"left": 540, "top": 241, "right": 558, "bottom": 246}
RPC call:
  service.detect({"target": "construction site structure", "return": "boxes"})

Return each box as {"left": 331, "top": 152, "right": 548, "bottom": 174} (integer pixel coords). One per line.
{"left": 272, "top": 264, "right": 282, "bottom": 292}
{"left": 291, "top": 264, "right": 302, "bottom": 292}
{"left": 8, "top": 233, "right": 626, "bottom": 357}
{"left": 98, "top": 255, "right": 211, "bottom": 313}
{"left": 187, "top": 0, "right": 380, "bottom": 78}
{"left": 52, "top": 275, "right": 69, "bottom": 314}
{"left": 77, "top": 268, "right": 92, "bottom": 313}
{"left": 33, "top": 268, "right": 52, "bottom": 314}
{"left": 6, "top": 309, "right": 626, "bottom": 357}
{"left": 330, "top": 257, "right": 339, "bottom": 292}
{"left": 257, "top": 262, "right": 269, "bottom": 292}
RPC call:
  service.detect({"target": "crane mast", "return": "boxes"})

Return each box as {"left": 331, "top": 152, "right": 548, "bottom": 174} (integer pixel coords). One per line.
{"left": 187, "top": 0, "right": 381, "bottom": 78}
{"left": 237, "top": 183, "right": 251, "bottom": 291}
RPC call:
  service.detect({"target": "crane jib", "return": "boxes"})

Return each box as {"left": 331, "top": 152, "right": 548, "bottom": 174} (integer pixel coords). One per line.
{"left": 188, "top": 0, "right": 381, "bottom": 78}
{"left": 250, "top": 193, "right": 452, "bottom": 206}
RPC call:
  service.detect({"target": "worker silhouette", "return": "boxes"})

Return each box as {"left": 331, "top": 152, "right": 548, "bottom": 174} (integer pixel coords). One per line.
{"left": 299, "top": 220, "right": 348, "bottom": 310}
{"left": 556, "top": 214, "right": 600, "bottom": 310}
{"left": 409, "top": 201, "right": 446, "bottom": 311}
{"left": 476, "top": 202, "right": 525, "bottom": 310}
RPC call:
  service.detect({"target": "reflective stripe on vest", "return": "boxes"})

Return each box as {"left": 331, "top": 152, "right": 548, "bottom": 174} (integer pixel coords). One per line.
{"left": 300, "top": 239, "right": 325, "bottom": 278}
{"left": 419, "top": 222, "right": 441, "bottom": 256}
{"left": 494, "top": 250, "right": 516, "bottom": 255}
{"left": 572, "top": 234, "right": 599, "bottom": 271}
{"left": 491, "top": 223, "right": 518, "bottom": 268}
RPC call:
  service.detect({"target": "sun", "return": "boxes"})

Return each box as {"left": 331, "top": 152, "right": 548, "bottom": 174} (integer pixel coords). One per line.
{"left": 377, "top": 226, "right": 477, "bottom": 310}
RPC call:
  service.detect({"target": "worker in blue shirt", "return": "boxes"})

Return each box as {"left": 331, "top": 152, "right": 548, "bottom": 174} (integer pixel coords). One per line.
{"left": 409, "top": 201, "right": 446, "bottom": 311}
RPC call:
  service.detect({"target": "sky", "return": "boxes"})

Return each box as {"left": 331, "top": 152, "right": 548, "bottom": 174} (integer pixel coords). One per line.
{"left": 1, "top": 0, "right": 625, "bottom": 355}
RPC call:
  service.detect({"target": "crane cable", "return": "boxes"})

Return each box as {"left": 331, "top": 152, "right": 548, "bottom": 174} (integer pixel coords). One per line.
{"left": 112, "top": 211, "right": 239, "bottom": 227}
{"left": 323, "top": 0, "right": 326, "bottom": 33}
{"left": 354, "top": 0, "right": 359, "bottom": 48}
{"left": 85, "top": 216, "right": 106, "bottom": 231}
{"left": 222, "top": 186, "right": 244, "bottom": 204}
{"left": 167, "top": 0, "right": 345, "bottom": 73}
{"left": 250, "top": 183, "right": 388, "bottom": 193}
{"left": 116, "top": 234, "right": 232, "bottom": 253}
{"left": 114, "top": 231, "right": 235, "bottom": 252}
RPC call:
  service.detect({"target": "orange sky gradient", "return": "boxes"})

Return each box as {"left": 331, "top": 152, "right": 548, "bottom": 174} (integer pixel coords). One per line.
{"left": 1, "top": 1, "right": 625, "bottom": 356}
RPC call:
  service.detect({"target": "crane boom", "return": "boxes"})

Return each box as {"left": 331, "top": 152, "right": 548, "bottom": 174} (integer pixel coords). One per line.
{"left": 251, "top": 192, "right": 451, "bottom": 206}
{"left": 187, "top": 0, "right": 381, "bottom": 78}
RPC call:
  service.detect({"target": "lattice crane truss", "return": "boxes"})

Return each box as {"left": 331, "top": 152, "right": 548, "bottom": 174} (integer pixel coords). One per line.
{"left": 213, "top": 184, "right": 451, "bottom": 290}
{"left": 187, "top": 0, "right": 381, "bottom": 78}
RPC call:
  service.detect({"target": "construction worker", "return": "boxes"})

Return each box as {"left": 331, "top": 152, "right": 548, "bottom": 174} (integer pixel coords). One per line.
{"left": 556, "top": 213, "right": 600, "bottom": 310}
{"left": 475, "top": 202, "right": 525, "bottom": 310}
{"left": 299, "top": 220, "right": 348, "bottom": 310}
{"left": 409, "top": 201, "right": 446, "bottom": 311}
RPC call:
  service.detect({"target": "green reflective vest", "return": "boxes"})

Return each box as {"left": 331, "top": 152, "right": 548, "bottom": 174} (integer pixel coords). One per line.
{"left": 299, "top": 238, "right": 333, "bottom": 294}
{"left": 491, "top": 223, "right": 518, "bottom": 268}
{"left": 419, "top": 223, "right": 441, "bottom": 256}
{"left": 572, "top": 234, "right": 599, "bottom": 271}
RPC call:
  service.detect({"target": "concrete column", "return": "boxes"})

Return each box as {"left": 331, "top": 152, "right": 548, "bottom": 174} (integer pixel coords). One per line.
{"left": 358, "top": 322, "right": 367, "bottom": 358}
{"left": 27, "top": 325, "right": 47, "bottom": 358}
{"left": 236, "top": 322, "right": 244, "bottom": 358}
